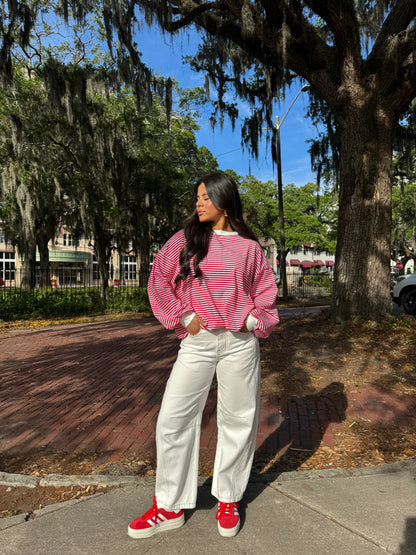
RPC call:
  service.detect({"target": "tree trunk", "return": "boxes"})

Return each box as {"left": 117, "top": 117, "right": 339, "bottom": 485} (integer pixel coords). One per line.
{"left": 331, "top": 110, "right": 393, "bottom": 322}
{"left": 37, "top": 233, "right": 50, "bottom": 288}
{"left": 139, "top": 246, "right": 150, "bottom": 287}
{"left": 95, "top": 240, "right": 110, "bottom": 300}
{"left": 21, "top": 240, "right": 36, "bottom": 291}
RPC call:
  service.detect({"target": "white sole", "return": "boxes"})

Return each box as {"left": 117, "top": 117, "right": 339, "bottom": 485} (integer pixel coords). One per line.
{"left": 218, "top": 520, "right": 240, "bottom": 537}
{"left": 128, "top": 514, "right": 185, "bottom": 539}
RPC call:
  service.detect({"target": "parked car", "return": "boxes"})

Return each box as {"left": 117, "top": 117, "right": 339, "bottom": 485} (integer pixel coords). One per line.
{"left": 392, "top": 274, "right": 416, "bottom": 315}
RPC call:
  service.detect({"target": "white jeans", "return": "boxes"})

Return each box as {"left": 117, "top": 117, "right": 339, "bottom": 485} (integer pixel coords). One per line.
{"left": 155, "top": 328, "right": 260, "bottom": 511}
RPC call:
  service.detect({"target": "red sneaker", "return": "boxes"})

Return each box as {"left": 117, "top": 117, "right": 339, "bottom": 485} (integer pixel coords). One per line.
{"left": 216, "top": 501, "right": 240, "bottom": 537}
{"left": 128, "top": 497, "right": 185, "bottom": 539}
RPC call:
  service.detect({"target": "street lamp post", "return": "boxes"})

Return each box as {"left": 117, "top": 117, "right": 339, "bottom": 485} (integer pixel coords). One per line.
{"left": 275, "top": 84, "right": 310, "bottom": 299}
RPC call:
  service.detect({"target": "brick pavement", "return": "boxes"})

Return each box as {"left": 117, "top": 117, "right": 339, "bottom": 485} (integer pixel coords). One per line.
{"left": 1, "top": 317, "right": 415, "bottom": 468}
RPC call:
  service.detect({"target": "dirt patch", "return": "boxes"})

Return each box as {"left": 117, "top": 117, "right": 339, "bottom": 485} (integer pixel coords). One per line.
{"left": 0, "top": 485, "right": 114, "bottom": 519}
{"left": 0, "top": 451, "right": 155, "bottom": 520}
{"left": 1, "top": 310, "right": 416, "bottom": 518}
{"left": 253, "top": 310, "right": 416, "bottom": 474}
{"left": 261, "top": 309, "right": 416, "bottom": 400}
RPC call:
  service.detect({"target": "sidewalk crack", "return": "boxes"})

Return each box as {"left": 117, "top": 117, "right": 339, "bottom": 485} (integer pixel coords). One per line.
{"left": 269, "top": 484, "right": 392, "bottom": 553}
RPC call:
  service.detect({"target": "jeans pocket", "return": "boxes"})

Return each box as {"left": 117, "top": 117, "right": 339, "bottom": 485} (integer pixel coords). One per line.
{"left": 184, "top": 327, "right": 205, "bottom": 341}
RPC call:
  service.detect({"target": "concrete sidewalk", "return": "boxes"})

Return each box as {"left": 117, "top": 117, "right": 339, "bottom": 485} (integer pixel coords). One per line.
{"left": 1, "top": 461, "right": 416, "bottom": 554}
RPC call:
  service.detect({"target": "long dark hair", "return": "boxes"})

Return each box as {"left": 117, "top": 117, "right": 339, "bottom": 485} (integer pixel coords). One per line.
{"left": 175, "top": 172, "right": 258, "bottom": 283}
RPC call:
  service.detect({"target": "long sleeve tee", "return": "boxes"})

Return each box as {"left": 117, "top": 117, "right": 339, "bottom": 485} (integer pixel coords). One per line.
{"left": 148, "top": 229, "right": 279, "bottom": 339}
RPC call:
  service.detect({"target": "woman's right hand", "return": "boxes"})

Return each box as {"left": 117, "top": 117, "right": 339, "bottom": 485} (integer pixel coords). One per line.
{"left": 186, "top": 314, "right": 207, "bottom": 335}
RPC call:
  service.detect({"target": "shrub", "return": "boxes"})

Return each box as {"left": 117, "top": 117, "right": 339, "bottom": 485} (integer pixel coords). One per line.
{"left": 302, "top": 274, "right": 333, "bottom": 293}
{"left": 0, "top": 286, "right": 151, "bottom": 321}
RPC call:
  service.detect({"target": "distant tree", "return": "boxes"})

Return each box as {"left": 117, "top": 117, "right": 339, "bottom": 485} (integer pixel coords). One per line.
{"left": 238, "top": 175, "right": 337, "bottom": 255}
{"left": 238, "top": 175, "right": 277, "bottom": 241}
{"left": 284, "top": 183, "right": 337, "bottom": 255}
{"left": 392, "top": 183, "right": 416, "bottom": 269}
{"left": 0, "top": 5, "right": 217, "bottom": 293}
{"left": 0, "top": 66, "right": 70, "bottom": 288}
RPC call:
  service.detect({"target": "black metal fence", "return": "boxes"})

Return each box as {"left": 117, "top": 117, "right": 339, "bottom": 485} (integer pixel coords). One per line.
{"left": 0, "top": 268, "right": 331, "bottom": 299}
{"left": 0, "top": 267, "right": 152, "bottom": 291}
{"left": 278, "top": 276, "right": 332, "bottom": 298}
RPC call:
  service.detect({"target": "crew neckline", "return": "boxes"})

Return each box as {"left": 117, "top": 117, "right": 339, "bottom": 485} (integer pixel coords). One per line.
{"left": 212, "top": 229, "right": 238, "bottom": 235}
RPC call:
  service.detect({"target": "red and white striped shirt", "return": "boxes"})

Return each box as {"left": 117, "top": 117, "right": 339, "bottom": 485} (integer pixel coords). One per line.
{"left": 148, "top": 229, "right": 279, "bottom": 339}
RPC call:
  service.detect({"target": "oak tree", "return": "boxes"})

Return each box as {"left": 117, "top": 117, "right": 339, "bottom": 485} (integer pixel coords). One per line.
{"left": 128, "top": 0, "right": 416, "bottom": 321}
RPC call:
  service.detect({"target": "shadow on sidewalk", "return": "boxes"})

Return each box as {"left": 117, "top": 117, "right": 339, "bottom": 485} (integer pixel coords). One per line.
{"left": 399, "top": 517, "right": 416, "bottom": 555}
{"left": 196, "top": 382, "right": 347, "bottom": 528}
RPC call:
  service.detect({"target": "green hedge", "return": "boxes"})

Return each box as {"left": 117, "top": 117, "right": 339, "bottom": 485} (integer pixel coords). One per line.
{"left": 0, "top": 287, "right": 151, "bottom": 321}
{"left": 302, "top": 274, "right": 333, "bottom": 293}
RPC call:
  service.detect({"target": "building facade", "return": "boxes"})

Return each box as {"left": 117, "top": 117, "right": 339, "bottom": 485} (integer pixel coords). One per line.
{"left": 261, "top": 239, "right": 335, "bottom": 280}
{"left": 0, "top": 225, "right": 142, "bottom": 288}
{"left": 286, "top": 243, "right": 335, "bottom": 279}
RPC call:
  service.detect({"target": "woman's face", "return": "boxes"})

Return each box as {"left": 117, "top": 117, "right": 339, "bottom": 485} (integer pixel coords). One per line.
{"left": 196, "top": 183, "right": 227, "bottom": 228}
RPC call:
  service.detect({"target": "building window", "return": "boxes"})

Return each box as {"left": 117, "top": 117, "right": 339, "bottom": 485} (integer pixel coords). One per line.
{"left": 58, "top": 263, "right": 82, "bottom": 285}
{"left": 0, "top": 251, "right": 16, "bottom": 281}
{"left": 92, "top": 256, "right": 111, "bottom": 281}
{"left": 63, "top": 234, "right": 79, "bottom": 247}
{"left": 122, "top": 255, "right": 137, "bottom": 281}
{"left": 0, "top": 229, "right": 5, "bottom": 244}
{"left": 93, "top": 257, "right": 100, "bottom": 281}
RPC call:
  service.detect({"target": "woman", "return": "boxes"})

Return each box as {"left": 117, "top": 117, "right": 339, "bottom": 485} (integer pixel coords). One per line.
{"left": 128, "top": 172, "right": 279, "bottom": 539}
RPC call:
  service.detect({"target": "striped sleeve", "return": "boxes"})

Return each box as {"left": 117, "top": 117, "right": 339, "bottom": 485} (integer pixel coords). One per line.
{"left": 147, "top": 231, "right": 192, "bottom": 330}
{"left": 249, "top": 243, "right": 279, "bottom": 338}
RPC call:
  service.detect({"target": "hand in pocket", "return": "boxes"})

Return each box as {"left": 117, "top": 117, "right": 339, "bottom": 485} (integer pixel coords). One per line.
{"left": 186, "top": 314, "right": 207, "bottom": 335}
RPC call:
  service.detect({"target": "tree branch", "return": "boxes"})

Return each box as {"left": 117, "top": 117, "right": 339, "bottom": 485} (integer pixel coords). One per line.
{"left": 163, "top": 1, "right": 224, "bottom": 32}
{"left": 383, "top": 28, "right": 416, "bottom": 118}
{"left": 369, "top": 0, "right": 416, "bottom": 66}
{"left": 304, "top": 0, "right": 361, "bottom": 60}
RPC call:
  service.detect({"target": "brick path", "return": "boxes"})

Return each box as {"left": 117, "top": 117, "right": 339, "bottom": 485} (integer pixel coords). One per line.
{"left": 1, "top": 317, "right": 415, "bottom": 466}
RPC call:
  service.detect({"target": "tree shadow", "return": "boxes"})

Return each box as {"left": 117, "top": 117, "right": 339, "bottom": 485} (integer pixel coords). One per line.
{"left": 196, "top": 382, "right": 348, "bottom": 525}
{"left": 0, "top": 317, "right": 179, "bottom": 470}
{"left": 399, "top": 517, "right": 416, "bottom": 555}
{"left": 253, "top": 382, "right": 347, "bottom": 476}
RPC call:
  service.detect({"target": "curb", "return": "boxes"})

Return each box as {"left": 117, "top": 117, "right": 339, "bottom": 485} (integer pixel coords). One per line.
{"left": 2, "top": 458, "right": 416, "bottom": 489}
{"left": 2, "top": 460, "right": 415, "bottom": 532}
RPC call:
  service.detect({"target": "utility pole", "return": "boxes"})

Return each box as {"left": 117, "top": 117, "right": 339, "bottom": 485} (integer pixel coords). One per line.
{"left": 275, "top": 84, "right": 310, "bottom": 299}
{"left": 275, "top": 114, "right": 288, "bottom": 298}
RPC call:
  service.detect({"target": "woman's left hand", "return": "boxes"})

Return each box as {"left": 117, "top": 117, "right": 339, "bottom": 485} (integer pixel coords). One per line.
{"left": 239, "top": 324, "right": 249, "bottom": 333}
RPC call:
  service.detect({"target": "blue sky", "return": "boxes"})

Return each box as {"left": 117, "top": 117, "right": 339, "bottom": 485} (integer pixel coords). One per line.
{"left": 136, "top": 24, "right": 317, "bottom": 186}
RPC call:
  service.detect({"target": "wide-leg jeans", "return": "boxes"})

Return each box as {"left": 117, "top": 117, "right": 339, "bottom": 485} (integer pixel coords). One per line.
{"left": 155, "top": 328, "right": 261, "bottom": 511}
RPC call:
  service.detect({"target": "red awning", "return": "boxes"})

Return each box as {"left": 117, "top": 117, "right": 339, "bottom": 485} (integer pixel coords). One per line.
{"left": 301, "top": 261, "right": 313, "bottom": 268}
{"left": 314, "top": 260, "right": 325, "bottom": 266}
{"left": 325, "top": 260, "right": 335, "bottom": 266}
{"left": 290, "top": 259, "right": 301, "bottom": 266}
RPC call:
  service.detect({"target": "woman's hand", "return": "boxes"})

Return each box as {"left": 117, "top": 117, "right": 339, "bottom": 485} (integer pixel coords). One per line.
{"left": 186, "top": 314, "right": 207, "bottom": 335}
{"left": 239, "top": 323, "right": 249, "bottom": 333}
